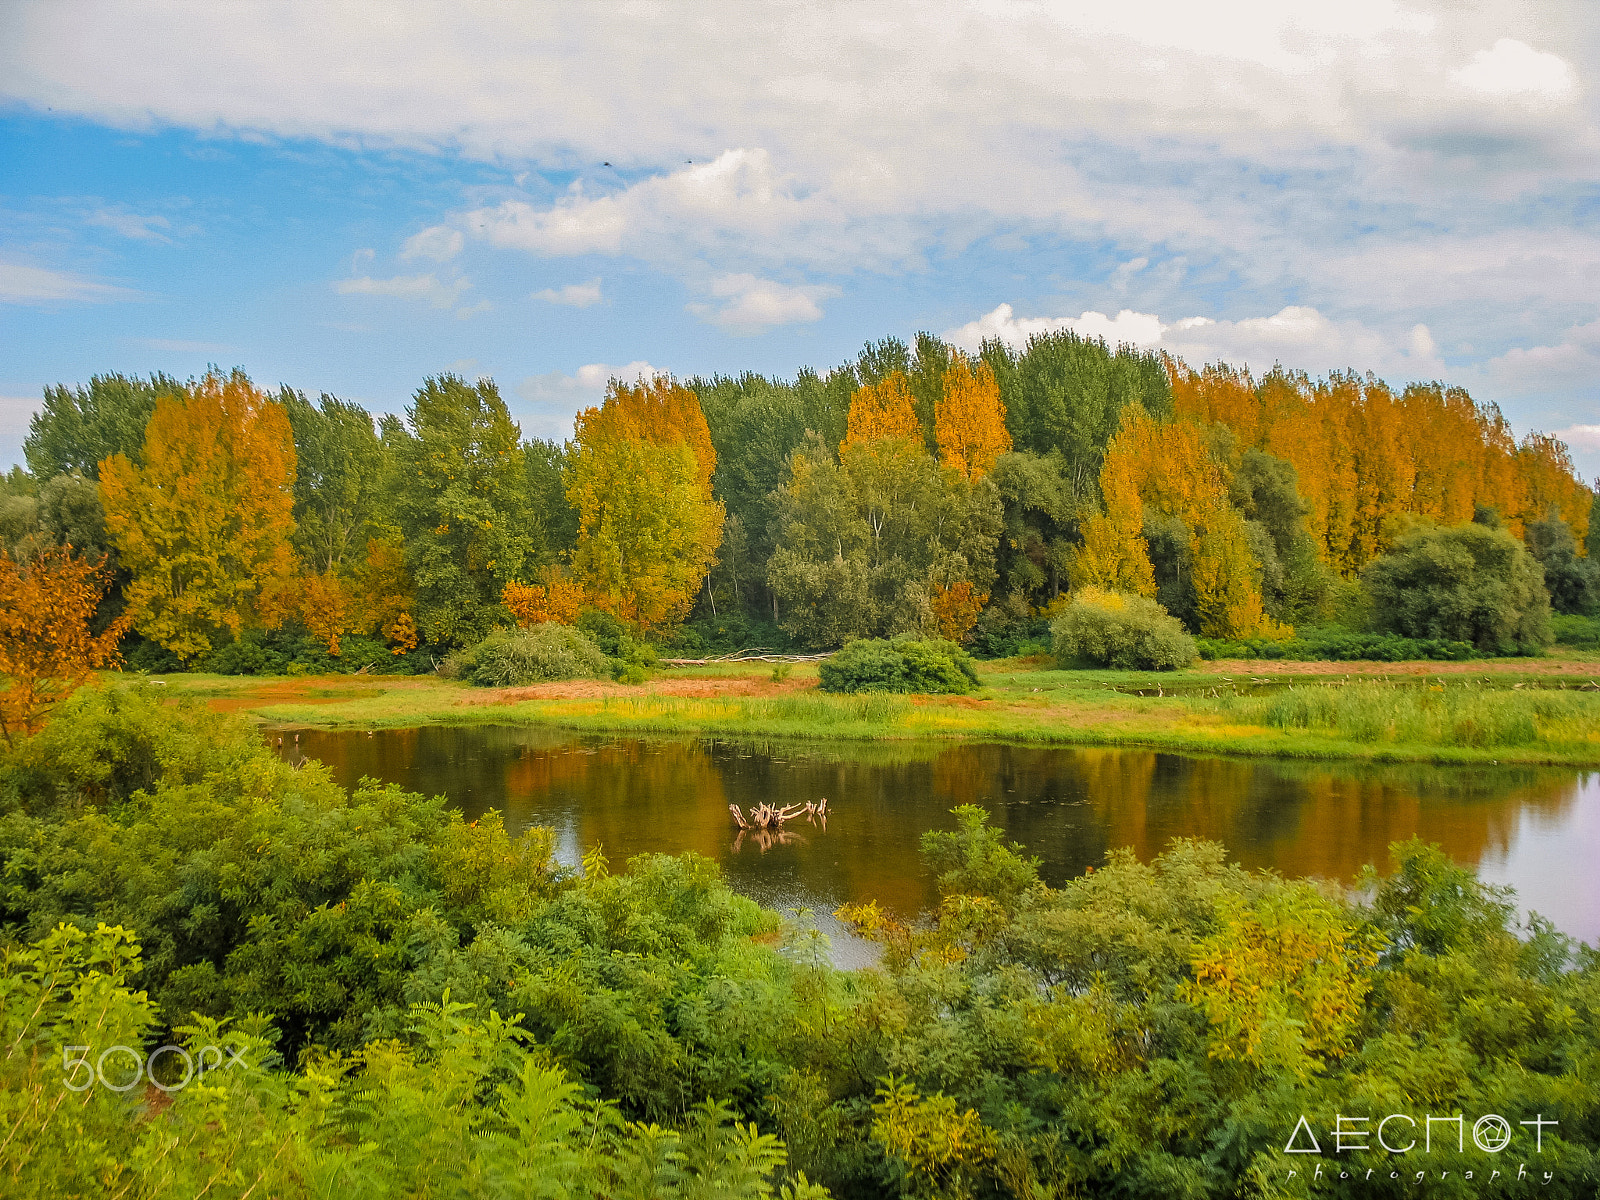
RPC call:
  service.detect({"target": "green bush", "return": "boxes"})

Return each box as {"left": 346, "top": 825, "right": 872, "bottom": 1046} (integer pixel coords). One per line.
{"left": 819, "top": 634, "right": 980, "bottom": 694}
{"left": 462, "top": 623, "right": 611, "bottom": 687}
{"left": 1552, "top": 613, "right": 1600, "bottom": 649}
{"left": 1050, "top": 588, "right": 1196, "bottom": 670}
{"left": 1196, "top": 626, "right": 1479, "bottom": 662}
{"left": 1364, "top": 522, "right": 1551, "bottom": 654}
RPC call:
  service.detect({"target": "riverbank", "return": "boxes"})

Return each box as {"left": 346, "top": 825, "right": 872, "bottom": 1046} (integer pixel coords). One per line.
{"left": 143, "top": 649, "right": 1600, "bottom": 766}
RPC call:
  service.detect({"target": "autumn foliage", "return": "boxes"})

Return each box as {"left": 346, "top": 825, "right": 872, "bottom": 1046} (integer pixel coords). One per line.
{"left": 503, "top": 576, "right": 586, "bottom": 627}
{"left": 0, "top": 547, "right": 131, "bottom": 741}
{"left": 98, "top": 370, "right": 297, "bottom": 660}
{"left": 844, "top": 372, "right": 922, "bottom": 449}
{"left": 568, "top": 376, "right": 725, "bottom": 630}
{"left": 929, "top": 581, "right": 989, "bottom": 642}
{"left": 935, "top": 355, "right": 1011, "bottom": 481}
{"left": 1172, "top": 362, "right": 1591, "bottom": 575}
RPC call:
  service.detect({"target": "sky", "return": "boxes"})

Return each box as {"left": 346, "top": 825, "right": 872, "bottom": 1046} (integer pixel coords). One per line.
{"left": 2, "top": 0, "right": 1598, "bottom": 477}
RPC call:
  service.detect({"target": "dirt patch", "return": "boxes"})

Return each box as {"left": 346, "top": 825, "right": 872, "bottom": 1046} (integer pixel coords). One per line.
{"left": 202, "top": 682, "right": 383, "bottom": 713}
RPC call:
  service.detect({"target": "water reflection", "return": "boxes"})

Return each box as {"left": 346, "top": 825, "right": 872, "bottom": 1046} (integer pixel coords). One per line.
{"left": 274, "top": 727, "right": 1597, "bottom": 944}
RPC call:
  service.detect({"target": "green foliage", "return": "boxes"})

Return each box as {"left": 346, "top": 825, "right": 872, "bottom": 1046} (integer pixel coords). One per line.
{"left": 24, "top": 370, "right": 183, "bottom": 479}
{"left": 1551, "top": 612, "right": 1600, "bottom": 649}
{"left": 767, "top": 435, "right": 1002, "bottom": 648}
{"left": 198, "top": 625, "right": 431, "bottom": 675}
{"left": 0, "top": 686, "right": 564, "bottom": 1052}
{"left": 982, "top": 329, "right": 1171, "bottom": 509}
{"left": 5, "top": 696, "right": 1600, "bottom": 1199}
{"left": 1051, "top": 589, "right": 1197, "bottom": 670}
{"left": 281, "top": 387, "right": 388, "bottom": 572}
{"left": 0, "top": 924, "right": 828, "bottom": 1199}
{"left": 390, "top": 374, "right": 539, "bottom": 649}
{"left": 1364, "top": 521, "right": 1552, "bottom": 654}
{"left": 1229, "top": 446, "right": 1330, "bottom": 621}
{"left": 1196, "top": 626, "right": 1479, "bottom": 661}
{"left": 1526, "top": 509, "right": 1600, "bottom": 615}
{"left": 462, "top": 622, "right": 611, "bottom": 687}
{"left": 819, "top": 635, "right": 980, "bottom": 695}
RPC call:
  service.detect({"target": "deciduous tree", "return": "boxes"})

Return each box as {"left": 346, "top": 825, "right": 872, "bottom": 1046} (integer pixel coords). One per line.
{"left": 389, "top": 375, "right": 536, "bottom": 648}
{"left": 568, "top": 376, "right": 724, "bottom": 631}
{"left": 97, "top": 370, "right": 297, "bottom": 660}
{"left": 0, "top": 547, "right": 130, "bottom": 743}
{"left": 935, "top": 355, "right": 1011, "bottom": 481}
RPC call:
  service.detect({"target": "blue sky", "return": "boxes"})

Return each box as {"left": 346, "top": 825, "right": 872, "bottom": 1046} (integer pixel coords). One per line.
{"left": 3, "top": 1, "right": 1598, "bottom": 475}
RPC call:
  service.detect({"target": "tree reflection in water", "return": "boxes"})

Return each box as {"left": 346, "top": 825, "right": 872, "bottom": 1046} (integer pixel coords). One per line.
{"left": 273, "top": 725, "right": 1596, "bottom": 943}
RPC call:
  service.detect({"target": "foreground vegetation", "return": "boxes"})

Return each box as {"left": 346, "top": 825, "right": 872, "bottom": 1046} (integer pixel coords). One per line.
{"left": 1, "top": 691, "right": 1596, "bottom": 1197}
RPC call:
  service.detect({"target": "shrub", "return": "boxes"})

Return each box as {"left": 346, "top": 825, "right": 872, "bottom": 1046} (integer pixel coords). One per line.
{"left": 1196, "top": 626, "right": 1479, "bottom": 662}
{"left": 1551, "top": 613, "right": 1600, "bottom": 649}
{"left": 1363, "top": 522, "right": 1551, "bottom": 654}
{"left": 819, "top": 635, "right": 980, "bottom": 694}
{"left": 1051, "top": 588, "right": 1196, "bottom": 670}
{"left": 462, "top": 623, "right": 610, "bottom": 687}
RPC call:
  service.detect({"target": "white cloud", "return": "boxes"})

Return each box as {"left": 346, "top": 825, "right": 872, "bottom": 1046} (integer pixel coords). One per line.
{"left": 515, "top": 360, "right": 666, "bottom": 439}
{"left": 462, "top": 149, "right": 854, "bottom": 269}
{"left": 1552, "top": 425, "right": 1600, "bottom": 455}
{"left": 688, "top": 273, "right": 837, "bottom": 334}
{"left": 0, "top": 261, "right": 129, "bottom": 303}
{"left": 0, "top": 395, "right": 43, "bottom": 469}
{"left": 4, "top": 0, "right": 1599, "bottom": 437}
{"left": 401, "top": 224, "right": 463, "bottom": 262}
{"left": 946, "top": 302, "right": 1446, "bottom": 378}
{"left": 1485, "top": 318, "right": 1600, "bottom": 394}
{"left": 533, "top": 278, "right": 602, "bottom": 308}
{"left": 1452, "top": 39, "right": 1576, "bottom": 99}
{"left": 333, "top": 272, "right": 470, "bottom": 309}
{"left": 945, "top": 304, "right": 1166, "bottom": 350}
{"left": 85, "top": 207, "right": 172, "bottom": 240}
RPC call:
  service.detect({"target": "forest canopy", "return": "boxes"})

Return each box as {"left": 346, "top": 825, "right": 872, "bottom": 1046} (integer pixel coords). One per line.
{"left": 11, "top": 331, "right": 1595, "bottom": 670}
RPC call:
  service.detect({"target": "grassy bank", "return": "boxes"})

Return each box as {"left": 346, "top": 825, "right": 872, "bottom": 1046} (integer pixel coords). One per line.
{"left": 144, "top": 649, "right": 1600, "bottom": 766}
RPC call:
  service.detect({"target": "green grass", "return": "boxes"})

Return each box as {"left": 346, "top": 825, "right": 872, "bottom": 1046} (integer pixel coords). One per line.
{"left": 143, "top": 651, "right": 1600, "bottom": 767}
{"left": 1216, "top": 680, "right": 1600, "bottom": 750}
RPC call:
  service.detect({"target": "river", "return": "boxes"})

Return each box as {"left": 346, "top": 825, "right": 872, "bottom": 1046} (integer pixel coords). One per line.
{"left": 272, "top": 725, "right": 1599, "bottom": 950}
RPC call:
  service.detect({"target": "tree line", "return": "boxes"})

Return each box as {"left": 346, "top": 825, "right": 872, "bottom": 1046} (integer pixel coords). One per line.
{"left": 2, "top": 330, "right": 1595, "bottom": 673}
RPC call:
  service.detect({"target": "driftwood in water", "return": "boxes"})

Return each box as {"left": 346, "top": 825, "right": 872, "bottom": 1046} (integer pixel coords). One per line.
{"left": 730, "top": 797, "right": 828, "bottom": 831}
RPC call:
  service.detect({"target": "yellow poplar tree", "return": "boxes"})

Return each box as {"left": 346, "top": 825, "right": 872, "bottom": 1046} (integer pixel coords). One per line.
{"left": 935, "top": 355, "right": 1011, "bottom": 480}
{"left": 844, "top": 371, "right": 922, "bottom": 450}
{"left": 98, "top": 370, "right": 297, "bottom": 660}
{"left": 568, "top": 377, "right": 724, "bottom": 630}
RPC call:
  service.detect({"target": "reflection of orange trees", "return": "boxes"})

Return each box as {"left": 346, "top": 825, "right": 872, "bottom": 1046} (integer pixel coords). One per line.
{"left": 1074, "top": 752, "right": 1580, "bottom": 883}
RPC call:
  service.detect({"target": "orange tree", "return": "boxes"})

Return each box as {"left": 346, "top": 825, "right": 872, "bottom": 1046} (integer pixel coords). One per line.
{"left": 567, "top": 376, "right": 724, "bottom": 631}
{"left": 0, "top": 546, "right": 130, "bottom": 743}
{"left": 97, "top": 370, "right": 297, "bottom": 661}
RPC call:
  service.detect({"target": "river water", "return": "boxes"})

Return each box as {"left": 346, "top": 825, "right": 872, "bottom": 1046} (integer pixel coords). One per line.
{"left": 272, "top": 725, "right": 1599, "bottom": 948}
